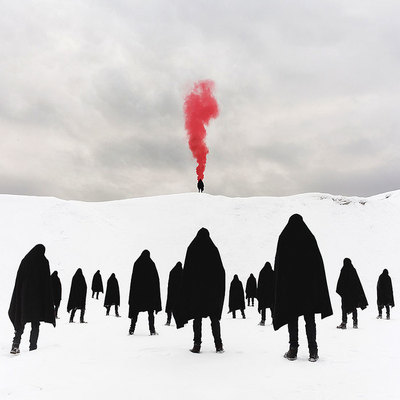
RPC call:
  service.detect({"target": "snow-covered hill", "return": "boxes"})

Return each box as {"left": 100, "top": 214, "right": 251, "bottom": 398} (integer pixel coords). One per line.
{"left": 1, "top": 191, "right": 399, "bottom": 399}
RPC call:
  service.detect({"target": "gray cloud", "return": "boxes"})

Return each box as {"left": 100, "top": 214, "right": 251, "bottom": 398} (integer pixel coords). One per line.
{"left": 0, "top": 1, "right": 399, "bottom": 200}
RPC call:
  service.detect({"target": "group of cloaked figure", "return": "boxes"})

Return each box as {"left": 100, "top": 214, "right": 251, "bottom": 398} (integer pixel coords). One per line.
{"left": 8, "top": 214, "right": 395, "bottom": 362}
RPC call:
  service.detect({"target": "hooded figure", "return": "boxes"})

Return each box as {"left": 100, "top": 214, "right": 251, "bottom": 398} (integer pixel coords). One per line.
{"left": 128, "top": 250, "right": 161, "bottom": 335}
{"left": 51, "top": 271, "right": 62, "bottom": 319}
{"left": 91, "top": 270, "right": 104, "bottom": 299}
{"left": 245, "top": 274, "right": 257, "bottom": 307}
{"left": 336, "top": 258, "right": 368, "bottom": 329}
{"left": 174, "top": 228, "right": 225, "bottom": 353}
{"left": 67, "top": 268, "right": 87, "bottom": 323}
{"left": 377, "top": 269, "right": 394, "bottom": 319}
{"left": 273, "top": 214, "right": 332, "bottom": 362}
{"left": 257, "top": 262, "right": 275, "bottom": 325}
{"left": 165, "top": 262, "right": 183, "bottom": 326}
{"left": 228, "top": 275, "right": 246, "bottom": 318}
{"left": 104, "top": 273, "right": 120, "bottom": 317}
{"left": 8, "top": 244, "right": 55, "bottom": 354}
{"left": 197, "top": 179, "right": 204, "bottom": 193}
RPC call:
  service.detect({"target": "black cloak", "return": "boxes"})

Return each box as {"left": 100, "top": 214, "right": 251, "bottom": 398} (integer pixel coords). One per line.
{"left": 165, "top": 262, "right": 183, "bottom": 313}
{"left": 91, "top": 270, "right": 104, "bottom": 293}
{"left": 128, "top": 250, "right": 162, "bottom": 317}
{"left": 273, "top": 214, "right": 333, "bottom": 331}
{"left": 51, "top": 271, "right": 62, "bottom": 307}
{"left": 377, "top": 269, "right": 394, "bottom": 307}
{"left": 336, "top": 258, "right": 368, "bottom": 312}
{"left": 245, "top": 274, "right": 257, "bottom": 299}
{"left": 67, "top": 268, "right": 87, "bottom": 312}
{"left": 257, "top": 262, "right": 275, "bottom": 312}
{"left": 104, "top": 273, "right": 120, "bottom": 307}
{"left": 8, "top": 244, "right": 56, "bottom": 330}
{"left": 229, "top": 275, "right": 246, "bottom": 312}
{"left": 174, "top": 228, "right": 225, "bottom": 328}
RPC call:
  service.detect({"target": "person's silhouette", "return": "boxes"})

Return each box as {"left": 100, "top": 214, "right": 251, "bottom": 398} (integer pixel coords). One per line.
{"left": 273, "top": 214, "right": 333, "bottom": 362}
{"left": 174, "top": 228, "right": 225, "bottom": 353}
{"left": 197, "top": 179, "right": 204, "bottom": 193}
{"left": 9, "top": 244, "right": 56, "bottom": 354}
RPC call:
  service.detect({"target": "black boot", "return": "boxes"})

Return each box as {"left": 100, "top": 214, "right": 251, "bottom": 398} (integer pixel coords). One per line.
{"left": 336, "top": 322, "right": 346, "bottom": 329}
{"left": 69, "top": 309, "right": 75, "bottom": 323}
{"left": 309, "top": 349, "right": 319, "bottom": 362}
{"left": 129, "top": 320, "right": 135, "bottom": 335}
{"left": 10, "top": 345, "right": 20, "bottom": 355}
{"left": 216, "top": 344, "right": 224, "bottom": 353}
{"left": 284, "top": 347, "right": 298, "bottom": 361}
{"left": 80, "top": 310, "right": 87, "bottom": 323}
{"left": 190, "top": 343, "right": 201, "bottom": 353}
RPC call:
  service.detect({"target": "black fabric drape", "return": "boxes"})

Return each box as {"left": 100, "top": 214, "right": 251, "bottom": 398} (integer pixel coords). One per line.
{"left": 245, "top": 274, "right": 257, "bottom": 299}
{"left": 166, "top": 262, "right": 183, "bottom": 313}
{"left": 336, "top": 258, "right": 368, "bottom": 313}
{"left": 51, "top": 271, "right": 62, "bottom": 307}
{"left": 257, "top": 262, "right": 275, "bottom": 312}
{"left": 228, "top": 275, "right": 245, "bottom": 312}
{"left": 174, "top": 228, "right": 225, "bottom": 328}
{"left": 273, "top": 214, "right": 333, "bottom": 331}
{"left": 128, "top": 250, "right": 162, "bottom": 317}
{"left": 91, "top": 270, "right": 104, "bottom": 293}
{"left": 8, "top": 244, "right": 56, "bottom": 330}
{"left": 104, "top": 273, "right": 120, "bottom": 307}
{"left": 67, "top": 269, "right": 87, "bottom": 312}
{"left": 377, "top": 269, "right": 394, "bottom": 307}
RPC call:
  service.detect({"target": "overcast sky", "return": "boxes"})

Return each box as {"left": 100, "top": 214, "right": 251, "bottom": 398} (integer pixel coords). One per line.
{"left": 1, "top": 0, "right": 399, "bottom": 201}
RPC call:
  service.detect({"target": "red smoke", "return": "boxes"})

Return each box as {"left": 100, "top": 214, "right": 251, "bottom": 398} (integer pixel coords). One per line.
{"left": 184, "top": 80, "right": 219, "bottom": 181}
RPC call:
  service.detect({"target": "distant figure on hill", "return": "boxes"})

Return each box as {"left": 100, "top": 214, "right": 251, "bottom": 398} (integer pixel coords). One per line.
{"left": 197, "top": 179, "right": 204, "bottom": 193}
{"left": 9, "top": 244, "right": 56, "bottom": 354}
{"left": 91, "top": 270, "right": 104, "bottom": 299}
{"left": 273, "top": 214, "right": 333, "bottom": 362}
{"left": 128, "top": 250, "right": 162, "bottom": 335}
{"left": 67, "top": 268, "right": 87, "bottom": 323}
{"left": 377, "top": 269, "right": 394, "bottom": 320}
{"left": 336, "top": 258, "right": 368, "bottom": 329}
{"left": 165, "top": 262, "right": 183, "bottom": 326}
{"left": 104, "top": 273, "right": 120, "bottom": 317}
{"left": 245, "top": 273, "right": 257, "bottom": 307}
{"left": 51, "top": 271, "right": 62, "bottom": 319}
{"left": 174, "top": 228, "right": 225, "bottom": 353}
{"left": 229, "top": 275, "right": 246, "bottom": 319}
{"left": 257, "top": 262, "right": 275, "bottom": 326}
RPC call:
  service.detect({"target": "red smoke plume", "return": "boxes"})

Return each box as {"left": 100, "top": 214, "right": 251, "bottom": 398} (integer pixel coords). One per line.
{"left": 184, "top": 80, "right": 219, "bottom": 181}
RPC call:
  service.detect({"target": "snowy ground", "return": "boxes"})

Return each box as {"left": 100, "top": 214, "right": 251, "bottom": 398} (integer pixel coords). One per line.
{"left": 1, "top": 192, "right": 399, "bottom": 399}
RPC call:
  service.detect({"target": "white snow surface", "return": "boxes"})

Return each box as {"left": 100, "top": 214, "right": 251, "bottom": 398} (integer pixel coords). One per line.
{"left": 1, "top": 191, "right": 399, "bottom": 399}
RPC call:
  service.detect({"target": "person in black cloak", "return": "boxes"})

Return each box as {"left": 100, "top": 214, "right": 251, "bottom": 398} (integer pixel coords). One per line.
{"left": 228, "top": 275, "right": 246, "bottom": 318}
{"left": 67, "top": 268, "right": 87, "bottom": 323}
{"left": 165, "top": 262, "right": 183, "bottom": 326}
{"left": 8, "top": 244, "right": 56, "bottom": 354}
{"left": 245, "top": 273, "right": 257, "bottom": 307}
{"left": 376, "top": 269, "right": 394, "bottom": 320}
{"left": 257, "top": 262, "right": 275, "bottom": 326}
{"left": 128, "top": 250, "right": 162, "bottom": 335}
{"left": 51, "top": 271, "right": 62, "bottom": 319}
{"left": 104, "top": 273, "right": 120, "bottom": 317}
{"left": 91, "top": 270, "right": 104, "bottom": 299}
{"left": 336, "top": 258, "right": 368, "bottom": 329}
{"left": 174, "top": 228, "right": 225, "bottom": 354}
{"left": 273, "top": 214, "right": 333, "bottom": 362}
{"left": 197, "top": 179, "right": 204, "bottom": 193}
